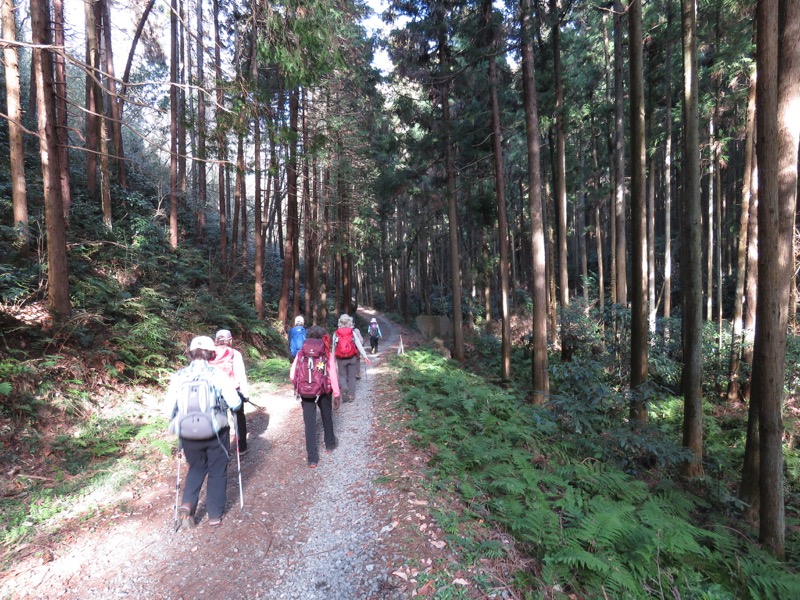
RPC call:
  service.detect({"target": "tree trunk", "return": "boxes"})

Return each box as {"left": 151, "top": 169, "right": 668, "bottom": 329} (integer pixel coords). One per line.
{"left": 52, "top": 0, "right": 70, "bottom": 216}
{"left": 680, "top": 0, "right": 704, "bottom": 477}
{"left": 485, "top": 0, "right": 511, "bottom": 381}
{"left": 3, "top": 0, "right": 27, "bottom": 243}
{"left": 551, "top": 0, "right": 569, "bottom": 308}
{"left": 752, "top": 0, "right": 799, "bottom": 559}
{"left": 31, "top": 0, "right": 70, "bottom": 318}
{"left": 195, "top": 0, "right": 207, "bottom": 240}
{"left": 168, "top": 0, "right": 178, "bottom": 248}
{"left": 84, "top": 0, "right": 102, "bottom": 206}
{"left": 278, "top": 89, "right": 299, "bottom": 326}
{"left": 663, "top": 0, "right": 674, "bottom": 322}
{"left": 439, "top": 29, "right": 464, "bottom": 363}
{"left": 629, "top": 0, "right": 648, "bottom": 427}
{"left": 214, "top": 0, "right": 227, "bottom": 264}
{"left": 613, "top": 0, "right": 627, "bottom": 306}
{"left": 101, "top": 0, "right": 125, "bottom": 188}
{"left": 728, "top": 67, "right": 756, "bottom": 404}
{"left": 520, "top": 0, "right": 549, "bottom": 402}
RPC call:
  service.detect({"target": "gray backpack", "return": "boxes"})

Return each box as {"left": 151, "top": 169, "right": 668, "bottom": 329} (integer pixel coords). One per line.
{"left": 168, "top": 367, "right": 228, "bottom": 439}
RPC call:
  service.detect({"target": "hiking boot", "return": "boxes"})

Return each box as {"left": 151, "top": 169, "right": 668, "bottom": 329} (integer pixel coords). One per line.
{"left": 308, "top": 461, "right": 318, "bottom": 469}
{"left": 178, "top": 504, "right": 195, "bottom": 530}
{"left": 239, "top": 447, "right": 248, "bottom": 456}
{"left": 208, "top": 517, "right": 222, "bottom": 527}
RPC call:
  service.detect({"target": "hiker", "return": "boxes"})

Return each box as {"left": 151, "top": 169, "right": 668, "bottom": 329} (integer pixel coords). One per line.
{"left": 165, "top": 336, "right": 241, "bottom": 528}
{"left": 290, "top": 325, "right": 341, "bottom": 468}
{"left": 211, "top": 329, "right": 250, "bottom": 455}
{"left": 288, "top": 315, "right": 306, "bottom": 362}
{"left": 333, "top": 314, "right": 370, "bottom": 403}
{"left": 367, "top": 318, "right": 383, "bottom": 354}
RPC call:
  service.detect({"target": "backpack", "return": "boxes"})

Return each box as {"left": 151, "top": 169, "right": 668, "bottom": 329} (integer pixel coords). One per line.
{"left": 334, "top": 327, "right": 357, "bottom": 359}
{"left": 289, "top": 325, "right": 306, "bottom": 358}
{"left": 210, "top": 346, "right": 235, "bottom": 380}
{"left": 368, "top": 323, "right": 380, "bottom": 338}
{"left": 168, "top": 366, "right": 228, "bottom": 440}
{"left": 294, "top": 338, "right": 333, "bottom": 399}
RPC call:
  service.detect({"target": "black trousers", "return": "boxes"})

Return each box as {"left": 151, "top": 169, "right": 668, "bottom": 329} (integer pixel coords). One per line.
{"left": 301, "top": 395, "right": 335, "bottom": 464}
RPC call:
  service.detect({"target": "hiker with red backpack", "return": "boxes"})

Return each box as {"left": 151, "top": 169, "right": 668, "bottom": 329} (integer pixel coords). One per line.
{"left": 333, "top": 314, "right": 370, "bottom": 403}
{"left": 290, "top": 325, "right": 341, "bottom": 468}
{"left": 211, "top": 329, "right": 250, "bottom": 455}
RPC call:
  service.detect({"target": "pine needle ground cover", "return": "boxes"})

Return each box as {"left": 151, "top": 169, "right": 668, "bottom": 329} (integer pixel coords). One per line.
{"left": 396, "top": 349, "right": 799, "bottom": 600}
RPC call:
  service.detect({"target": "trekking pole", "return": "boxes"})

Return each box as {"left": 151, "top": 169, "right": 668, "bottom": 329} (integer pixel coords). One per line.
{"left": 232, "top": 410, "right": 244, "bottom": 509}
{"left": 174, "top": 443, "right": 182, "bottom": 532}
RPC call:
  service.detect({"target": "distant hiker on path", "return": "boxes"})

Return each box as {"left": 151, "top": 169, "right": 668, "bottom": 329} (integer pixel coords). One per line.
{"left": 211, "top": 329, "right": 250, "bottom": 455}
{"left": 165, "top": 336, "right": 241, "bottom": 528}
{"left": 288, "top": 316, "right": 306, "bottom": 362}
{"left": 333, "top": 314, "right": 370, "bottom": 403}
{"left": 367, "top": 318, "right": 382, "bottom": 354}
{"left": 290, "top": 325, "right": 341, "bottom": 468}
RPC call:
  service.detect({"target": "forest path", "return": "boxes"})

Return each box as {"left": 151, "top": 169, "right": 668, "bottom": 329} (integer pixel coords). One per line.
{"left": 0, "top": 311, "right": 457, "bottom": 599}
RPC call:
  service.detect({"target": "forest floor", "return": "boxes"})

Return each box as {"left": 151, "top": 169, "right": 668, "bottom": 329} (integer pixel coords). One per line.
{"left": 0, "top": 311, "right": 520, "bottom": 599}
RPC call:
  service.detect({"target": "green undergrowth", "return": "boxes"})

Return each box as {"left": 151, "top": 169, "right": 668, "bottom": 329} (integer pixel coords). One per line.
{"left": 396, "top": 348, "right": 799, "bottom": 600}
{"left": 0, "top": 415, "right": 167, "bottom": 567}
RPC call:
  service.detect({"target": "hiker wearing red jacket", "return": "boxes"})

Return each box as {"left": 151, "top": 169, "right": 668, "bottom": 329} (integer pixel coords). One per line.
{"left": 211, "top": 329, "right": 250, "bottom": 455}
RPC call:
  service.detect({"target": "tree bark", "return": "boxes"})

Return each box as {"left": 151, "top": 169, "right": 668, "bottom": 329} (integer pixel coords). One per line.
{"left": 752, "top": 0, "right": 799, "bottom": 559}
{"left": 3, "top": 0, "right": 28, "bottom": 243}
{"left": 613, "top": 0, "right": 627, "bottom": 306}
{"left": 520, "top": 0, "right": 549, "bottom": 402}
{"left": 169, "top": 0, "right": 179, "bottom": 248}
{"left": 101, "top": 0, "right": 125, "bottom": 188}
{"left": 550, "top": 0, "right": 569, "bottom": 308}
{"left": 278, "top": 89, "right": 299, "bottom": 326}
{"left": 484, "top": 0, "right": 511, "bottom": 381}
{"left": 629, "top": 0, "right": 648, "bottom": 426}
{"left": 727, "top": 67, "right": 756, "bottom": 404}
{"left": 439, "top": 26, "right": 464, "bottom": 363}
{"left": 680, "top": 0, "right": 704, "bottom": 477}
{"left": 31, "top": 0, "right": 70, "bottom": 318}
{"left": 52, "top": 0, "right": 70, "bottom": 216}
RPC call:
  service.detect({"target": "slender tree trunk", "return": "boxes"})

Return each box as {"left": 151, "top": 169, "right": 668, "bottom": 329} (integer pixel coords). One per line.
{"left": 439, "top": 30, "right": 464, "bottom": 363}
{"left": 752, "top": 0, "right": 799, "bottom": 559}
{"left": 521, "top": 0, "right": 549, "bottom": 401}
{"left": 629, "top": 0, "right": 648, "bottom": 426}
{"left": 196, "top": 0, "right": 207, "bottom": 240}
{"left": 551, "top": 0, "right": 569, "bottom": 308}
{"left": 52, "top": 0, "right": 70, "bottom": 216}
{"left": 32, "top": 0, "right": 70, "bottom": 318}
{"left": 214, "top": 0, "right": 228, "bottom": 264}
{"left": 101, "top": 0, "right": 125, "bottom": 188}
{"left": 84, "top": 0, "right": 101, "bottom": 204}
{"left": 3, "top": 0, "right": 27, "bottom": 243}
{"left": 303, "top": 91, "right": 313, "bottom": 320}
{"left": 168, "top": 0, "right": 178, "bottom": 248}
{"left": 728, "top": 67, "right": 757, "bottom": 405}
{"left": 663, "top": 0, "right": 674, "bottom": 321}
{"left": 484, "top": 0, "right": 511, "bottom": 380}
{"left": 613, "top": 0, "right": 628, "bottom": 306}
{"left": 680, "top": 0, "right": 703, "bottom": 477}
{"left": 278, "top": 89, "right": 299, "bottom": 326}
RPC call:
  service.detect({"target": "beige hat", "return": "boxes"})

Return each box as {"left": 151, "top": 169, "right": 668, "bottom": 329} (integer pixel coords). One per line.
{"left": 295, "top": 316, "right": 305, "bottom": 326}
{"left": 215, "top": 329, "right": 233, "bottom": 341}
{"left": 189, "top": 336, "right": 216, "bottom": 351}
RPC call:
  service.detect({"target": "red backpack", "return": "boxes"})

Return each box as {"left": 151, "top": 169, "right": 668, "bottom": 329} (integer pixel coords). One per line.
{"left": 294, "top": 339, "right": 333, "bottom": 399}
{"left": 334, "top": 327, "right": 357, "bottom": 359}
